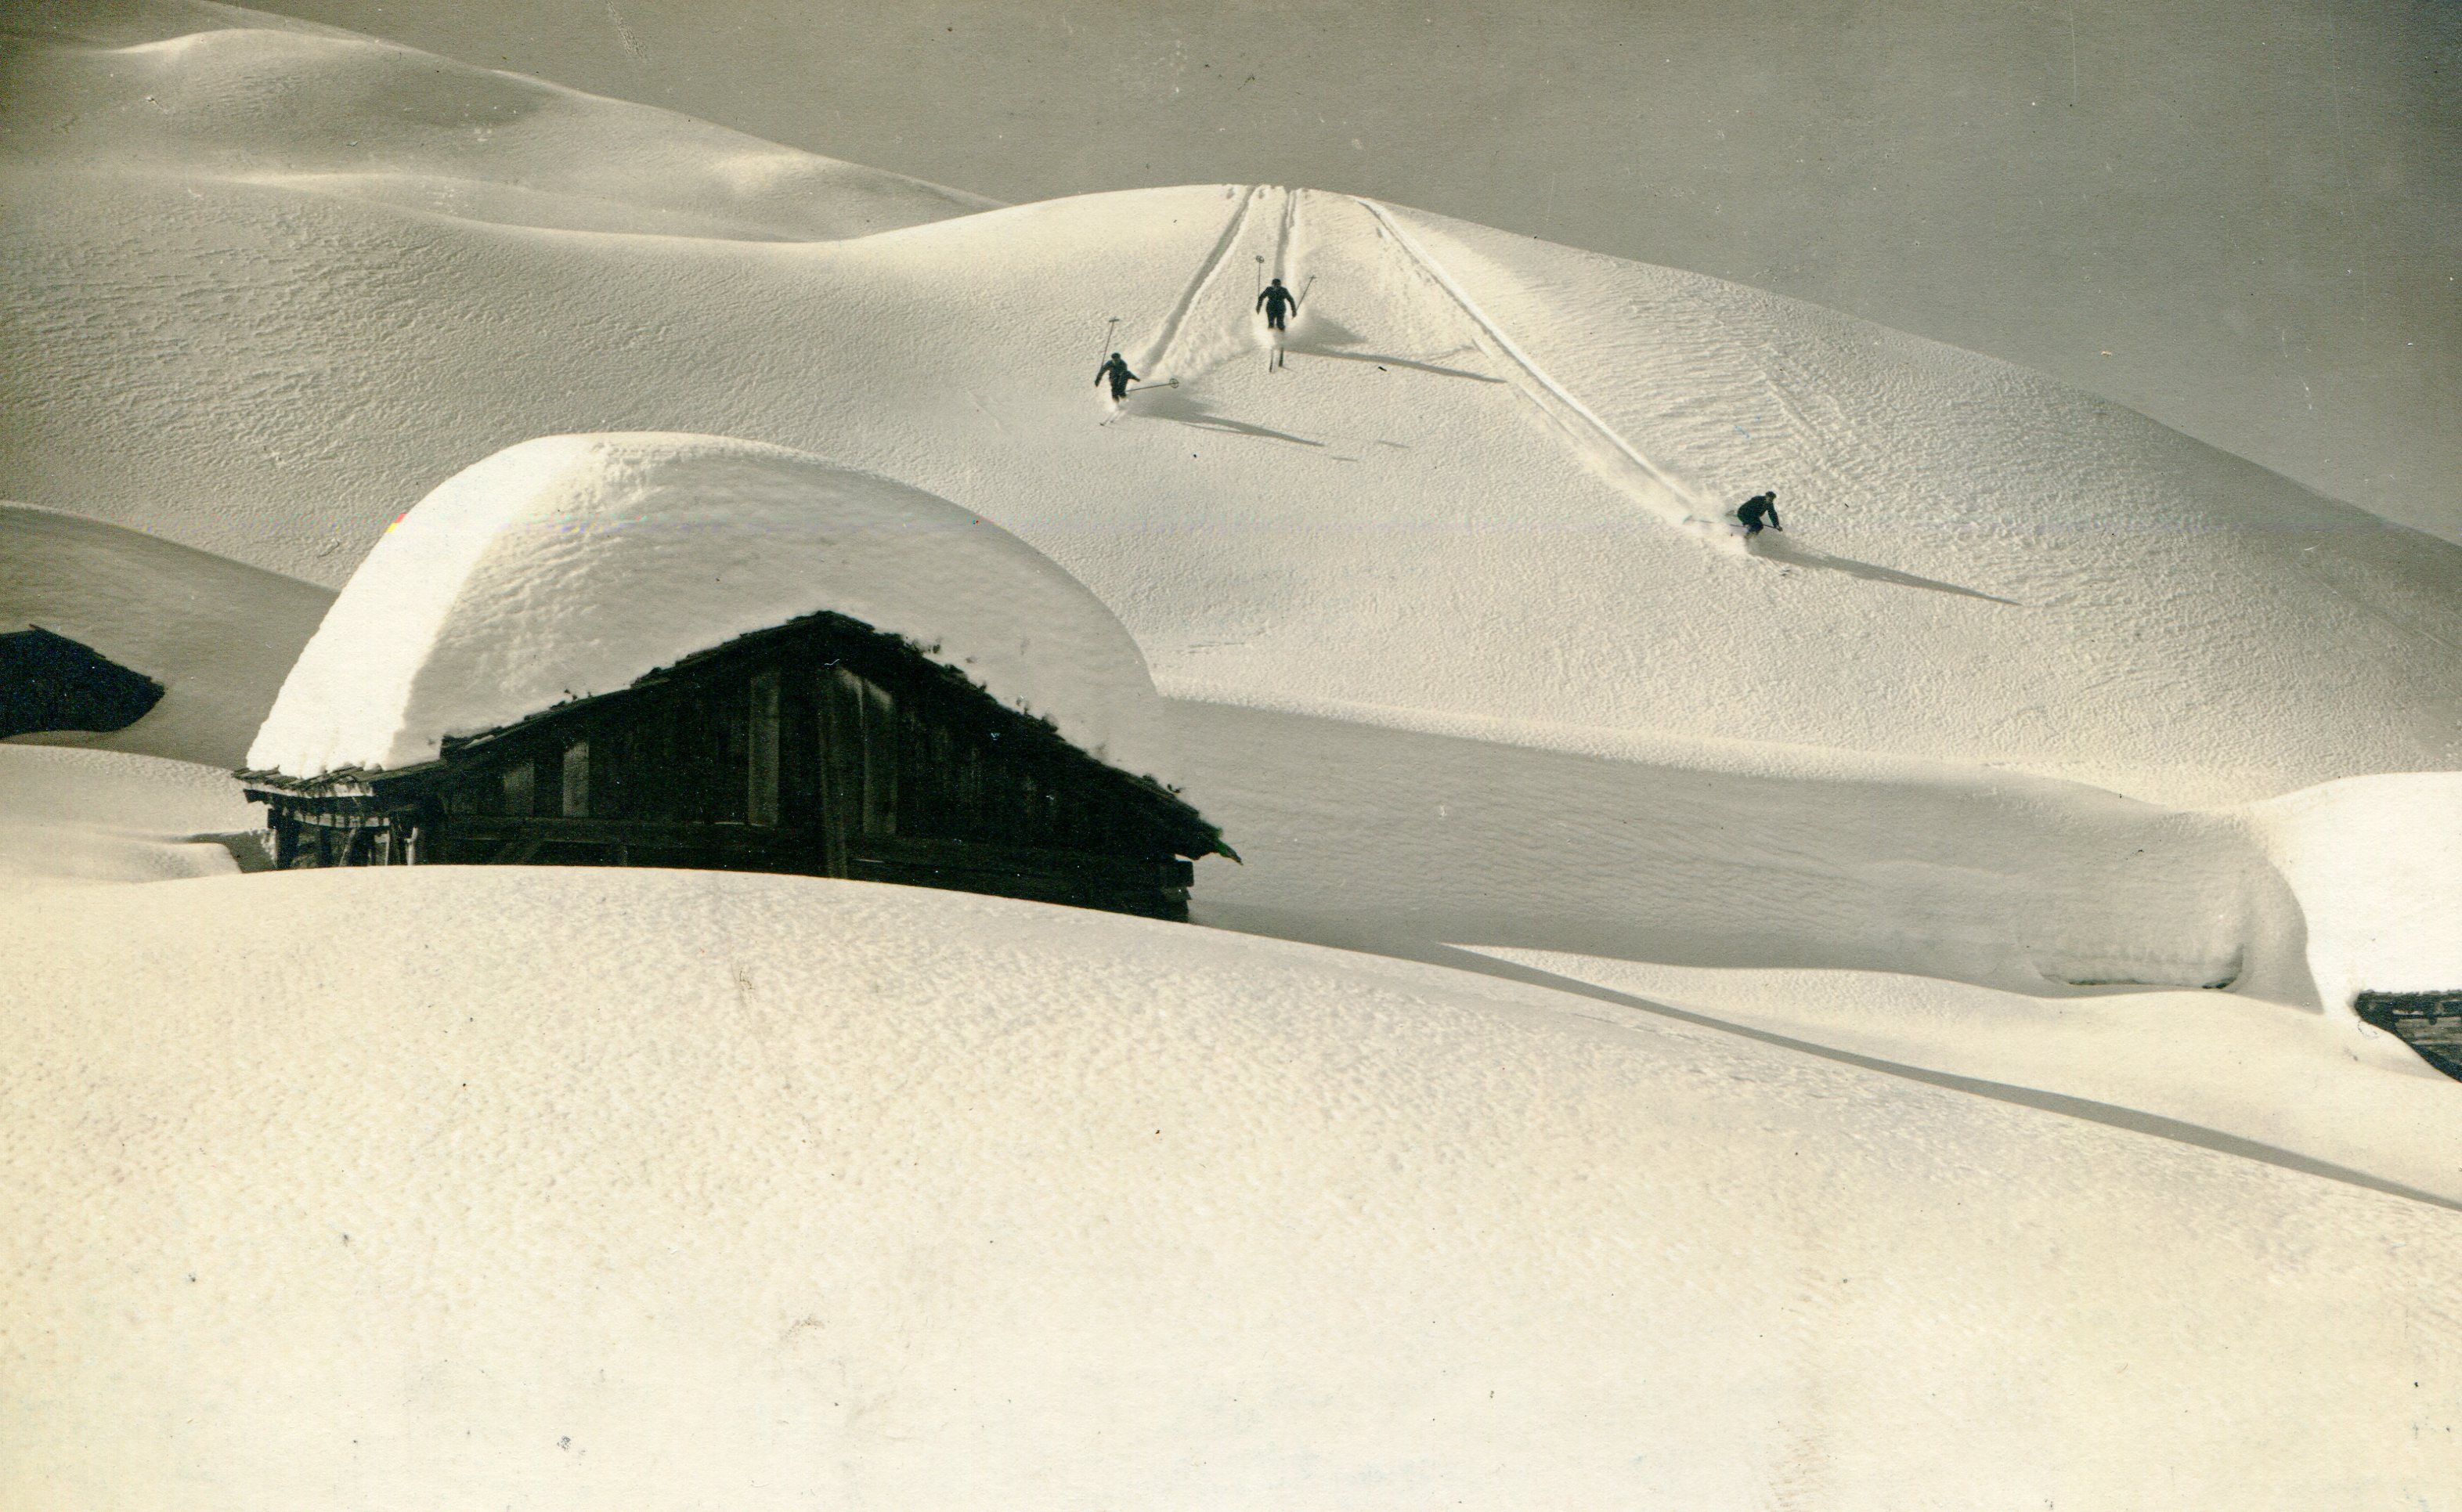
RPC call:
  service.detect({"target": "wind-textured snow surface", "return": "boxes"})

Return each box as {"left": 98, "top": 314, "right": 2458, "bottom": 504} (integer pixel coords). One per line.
{"left": 2, "top": 865, "right": 2460, "bottom": 1511}
{"left": 0, "top": 1, "right": 998, "bottom": 240}
{"left": 1, "top": 501, "right": 331, "bottom": 767}
{"left": 248, "top": 434, "right": 1170, "bottom": 781}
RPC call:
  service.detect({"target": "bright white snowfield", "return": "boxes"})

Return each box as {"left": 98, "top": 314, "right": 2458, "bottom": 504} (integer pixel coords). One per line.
{"left": 247, "top": 435, "right": 1171, "bottom": 783}
{"left": 0, "top": 1, "right": 996, "bottom": 240}
{"left": 5, "top": 867, "right": 2462, "bottom": 1512}
{"left": 10, "top": 9, "right": 2462, "bottom": 802}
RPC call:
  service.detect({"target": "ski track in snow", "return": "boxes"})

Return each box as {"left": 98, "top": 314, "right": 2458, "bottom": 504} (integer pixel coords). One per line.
{"left": 1136, "top": 185, "right": 1262, "bottom": 377}
{"left": 1355, "top": 197, "right": 1716, "bottom": 536}
{"left": 1273, "top": 184, "right": 1300, "bottom": 280}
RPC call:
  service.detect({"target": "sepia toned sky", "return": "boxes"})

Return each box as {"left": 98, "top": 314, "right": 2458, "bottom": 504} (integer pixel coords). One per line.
{"left": 271, "top": 0, "right": 2460, "bottom": 537}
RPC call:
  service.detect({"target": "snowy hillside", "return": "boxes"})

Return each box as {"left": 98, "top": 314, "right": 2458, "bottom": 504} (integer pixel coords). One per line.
{"left": 0, "top": 0, "right": 996, "bottom": 240}
{"left": 8, "top": 17, "right": 2462, "bottom": 799}
{"left": 1, "top": 501, "right": 330, "bottom": 766}
{"left": 0, "top": 744, "right": 259, "bottom": 888}
{"left": 5, "top": 865, "right": 2459, "bottom": 1510}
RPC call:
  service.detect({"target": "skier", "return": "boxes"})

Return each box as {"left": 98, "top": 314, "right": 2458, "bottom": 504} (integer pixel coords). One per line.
{"left": 1737, "top": 491, "right": 1783, "bottom": 537}
{"left": 1257, "top": 277, "right": 1299, "bottom": 333}
{"left": 1095, "top": 351, "right": 1139, "bottom": 402}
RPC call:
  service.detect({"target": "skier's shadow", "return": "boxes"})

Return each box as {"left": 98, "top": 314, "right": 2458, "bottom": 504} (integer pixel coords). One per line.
{"left": 1282, "top": 314, "right": 1504, "bottom": 384}
{"left": 1132, "top": 384, "right": 1324, "bottom": 448}
{"left": 1749, "top": 532, "right": 2019, "bottom": 605}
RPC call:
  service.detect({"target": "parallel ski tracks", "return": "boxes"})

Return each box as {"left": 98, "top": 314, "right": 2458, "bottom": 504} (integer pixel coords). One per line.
{"left": 1352, "top": 196, "right": 1713, "bottom": 533}
{"left": 1138, "top": 185, "right": 1263, "bottom": 377}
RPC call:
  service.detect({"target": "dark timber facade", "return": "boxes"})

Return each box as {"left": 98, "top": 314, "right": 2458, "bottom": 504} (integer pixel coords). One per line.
{"left": 2352, "top": 991, "right": 2462, "bottom": 1083}
{"left": 240, "top": 612, "right": 1231, "bottom": 920}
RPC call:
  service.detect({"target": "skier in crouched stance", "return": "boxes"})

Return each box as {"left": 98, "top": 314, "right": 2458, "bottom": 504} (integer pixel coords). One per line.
{"left": 1096, "top": 352, "right": 1139, "bottom": 402}
{"left": 1737, "top": 491, "right": 1783, "bottom": 537}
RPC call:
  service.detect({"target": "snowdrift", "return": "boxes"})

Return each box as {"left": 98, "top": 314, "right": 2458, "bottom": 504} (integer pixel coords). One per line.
{"left": 0, "top": 502, "right": 332, "bottom": 767}
{"left": 2252, "top": 774, "right": 2462, "bottom": 1015}
{"left": 3, "top": 865, "right": 2458, "bottom": 1510}
{"left": 1167, "top": 698, "right": 2315, "bottom": 1002}
{"left": 0, "top": 1, "right": 996, "bottom": 240}
{"left": 0, "top": 744, "right": 258, "bottom": 888}
{"left": 9, "top": 39, "right": 2462, "bottom": 799}
{"left": 248, "top": 435, "right": 1169, "bottom": 781}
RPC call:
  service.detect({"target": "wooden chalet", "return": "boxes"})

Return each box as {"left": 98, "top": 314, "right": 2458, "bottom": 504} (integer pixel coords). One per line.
{"left": 240, "top": 611, "right": 1233, "bottom": 920}
{"left": 2353, "top": 991, "right": 2462, "bottom": 1083}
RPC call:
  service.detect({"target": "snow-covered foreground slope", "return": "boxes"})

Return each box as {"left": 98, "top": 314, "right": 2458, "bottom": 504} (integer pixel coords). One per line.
{"left": 0, "top": 745, "right": 258, "bottom": 887}
{"left": 1453, "top": 946, "right": 2462, "bottom": 1206}
{"left": 0, "top": 1, "right": 995, "bottom": 240}
{"left": 4, "top": 866, "right": 2459, "bottom": 1510}
{"left": 2, "top": 502, "right": 331, "bottom": 766}
{"left": 9, "top": 114, "right": 2461, "bottom": 796}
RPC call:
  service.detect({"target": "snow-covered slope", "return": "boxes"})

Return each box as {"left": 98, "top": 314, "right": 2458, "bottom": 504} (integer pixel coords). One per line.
{"left": 1168, "top": 697, "right": 2315, "bottom": 1002}
{"left": 0, "top": 1, "right": 996, "bottom": 240}
{"left": 9, "top": 109, "right": 2460, "bottom": 798}
{"left": 1, "top": 501, "right": 332, "bottom": 766}
{"left": 4, "top": 865, "right": 2458, "bottom": 1510}
{"left": 2251, "top": 774, "right": 2462, "bottom": 1015}
{"left": 0, "top": 744, "right": 258, "bottom": 887}
{"left": 249, "top": 434, "right": 1169, "bottom": 781}
{"left": 1459, "top": 946, "right": 2462, "bottom": 1206}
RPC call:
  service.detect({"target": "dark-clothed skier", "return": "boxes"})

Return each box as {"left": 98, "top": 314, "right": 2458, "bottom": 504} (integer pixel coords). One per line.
{"left": 1096, "top": 352, "right": 1139, "bottom": 402}
{"left": 1737, "top": 492, "right": 1783, "bottom": 537}
{"left": 1257, "top": 277, "right": 1299, "bottom": 332}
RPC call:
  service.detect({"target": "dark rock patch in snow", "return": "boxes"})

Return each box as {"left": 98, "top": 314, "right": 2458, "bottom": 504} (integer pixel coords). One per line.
{"left": 0, "top": 626, "right": 164, "bottom": 739}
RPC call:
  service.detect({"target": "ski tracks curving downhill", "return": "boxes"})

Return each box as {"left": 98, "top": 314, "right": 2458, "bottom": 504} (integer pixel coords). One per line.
{"left": 1354, "top": 196, "right": 1723, "bottom": 539}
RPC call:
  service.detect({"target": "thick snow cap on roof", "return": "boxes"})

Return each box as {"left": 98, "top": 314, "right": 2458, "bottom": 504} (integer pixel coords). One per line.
{"left": 247, "top": 434, "right": 1168, "bottom": 781}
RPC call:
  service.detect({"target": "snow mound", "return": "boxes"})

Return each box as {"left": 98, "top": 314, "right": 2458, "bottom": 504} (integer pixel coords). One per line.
{"left": 0, "top": 745, "right": 258, "bottom": 889}
{"left": 1166, "top": 699, "right": 2316, "bottom": 1003}
{"left": 1, "top": 502, "right": 332, "bottom": 767}
{"left": 248, "top": 434, "right": 1168, "bottom": 781}
{"left": 4, "top": 864, "right": 2459, "bottom": 1509}
{"left": 0, "top": 1, "right": 996, "bottom": 240}
{"left": 2251, "top": 774, "right": 2462, "bottom": 1017}
{"left": 13, "top": 155, "right": 2462, "bottom": 798}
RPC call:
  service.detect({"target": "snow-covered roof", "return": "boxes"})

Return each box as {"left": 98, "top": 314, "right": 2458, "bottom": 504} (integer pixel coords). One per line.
{"left": 247, "top": 434, "right": 1168, "bottom": 781}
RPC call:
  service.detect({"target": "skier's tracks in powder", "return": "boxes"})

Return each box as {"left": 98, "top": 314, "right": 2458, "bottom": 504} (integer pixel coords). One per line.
{"left": 1272, "top": 185, "right": 1301, "bottom": 280}
{"left": 1139, "top": 185, "right": 1263, "bottom": 377}
{"left": 1352, "top": 197, "right": 1714, "bottom": 536}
